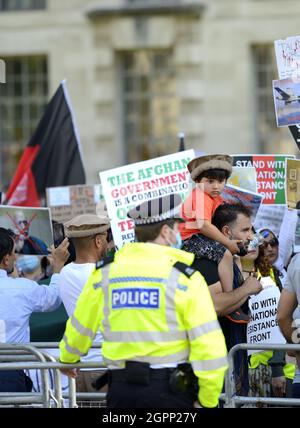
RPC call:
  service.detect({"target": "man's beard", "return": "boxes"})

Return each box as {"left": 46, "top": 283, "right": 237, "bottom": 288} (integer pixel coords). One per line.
{"left": 7, "top": 266, "right": 14, "bottom": 275}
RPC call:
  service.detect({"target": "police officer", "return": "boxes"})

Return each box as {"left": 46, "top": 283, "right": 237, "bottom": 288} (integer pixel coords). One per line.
{"left": 59, "top": 194, "right": 228, "bottom": 408}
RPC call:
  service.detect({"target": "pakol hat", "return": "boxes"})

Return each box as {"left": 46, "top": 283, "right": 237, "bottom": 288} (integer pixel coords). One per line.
{"left": 127, "top": 194, "right": 184, "bottom": 226}
{"left": 187, "top": 154, "right": 233, "bottom": 181}
{"left": 64, "top": 213, "right": 110, "bottom": 238}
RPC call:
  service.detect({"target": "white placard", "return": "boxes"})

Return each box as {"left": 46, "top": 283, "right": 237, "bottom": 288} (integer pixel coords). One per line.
{"left": 48, "top": 187, "right": 71, "bottom": 207}
{"left": 100, "top": 150, "right": 195, "bottom": 249}
{"left": 275, "top": 35, "right": 300, "bottom": 80}
{"left": 247, "top": 282, "right": 286, "bottom": 355}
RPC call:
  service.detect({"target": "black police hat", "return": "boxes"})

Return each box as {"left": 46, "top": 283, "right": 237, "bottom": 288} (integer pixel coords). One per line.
{"left": 127, "top": 194, "right": 184, "bottom": 226}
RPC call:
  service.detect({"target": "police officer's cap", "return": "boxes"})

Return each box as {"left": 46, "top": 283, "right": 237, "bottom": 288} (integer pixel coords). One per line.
{"left": 64, "top": 213, "right": 110, "bottom": 238}
{"left": 127, "top": 194, "right": 184, "bottom": 226}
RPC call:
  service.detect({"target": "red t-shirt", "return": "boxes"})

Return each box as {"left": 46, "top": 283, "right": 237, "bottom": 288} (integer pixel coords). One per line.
{"left": 179, "top": 187, "right": 223, "bottom": 240}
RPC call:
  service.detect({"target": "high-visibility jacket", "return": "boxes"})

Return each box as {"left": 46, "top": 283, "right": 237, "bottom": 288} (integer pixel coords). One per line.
{"left": 59, "top": 242, "right": 228, "bottom": 407}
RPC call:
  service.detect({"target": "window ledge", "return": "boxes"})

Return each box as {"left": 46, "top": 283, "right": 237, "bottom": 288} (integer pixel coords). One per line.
{"left": 86, "top": 1, "right": 205, "bottom": 19}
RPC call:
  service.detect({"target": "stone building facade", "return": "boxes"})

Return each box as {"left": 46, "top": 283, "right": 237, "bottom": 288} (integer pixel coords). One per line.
{"left": 0, "top": 0, "right": 299, "bottom": 184}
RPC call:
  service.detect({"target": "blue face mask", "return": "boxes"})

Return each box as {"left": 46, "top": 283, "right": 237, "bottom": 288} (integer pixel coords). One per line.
{"left": 171, "top": 231, "right": 183, "bottom": 250}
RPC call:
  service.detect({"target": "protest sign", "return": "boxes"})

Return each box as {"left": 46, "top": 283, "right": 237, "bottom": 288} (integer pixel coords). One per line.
{"left": 285, "top": 158, "right": 300, "bottom": 209}
{"left": 274, "top": 35, "right": 300, "bottom": 80}
{"left": 223, "top": 184, "right": 262, "bottom": 221}
{"left": 272, "top": 78, "right": 300, "bottom": 127}
{"left": 253, "top": 204, "right": 285, "bottom": 236}
{"left": 100, "top": 150, "right": 195, "bottom": 249}
{"left": 0, "top": 205, "right": 52, "bottom": 255}
{"left": 227, "top": 166, "right": 257, "bottom": 193}
{"left": 232, "top": 155, "right": 295, "bottom": 204}
{"left": 247, "top": 283, "right": 286, "bottom": 355}
{"left": 46, "top": 184, "right": 102, "bottom": 223}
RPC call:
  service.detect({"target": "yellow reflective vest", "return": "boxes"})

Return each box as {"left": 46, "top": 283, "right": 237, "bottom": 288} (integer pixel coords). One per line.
{"left": 59, "top": 242, "right": 228, "bottom": 407}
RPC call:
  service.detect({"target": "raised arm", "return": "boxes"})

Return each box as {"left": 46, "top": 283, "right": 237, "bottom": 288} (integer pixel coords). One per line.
{"left": 275, "top": 208, "right": 298, "bottom": 271}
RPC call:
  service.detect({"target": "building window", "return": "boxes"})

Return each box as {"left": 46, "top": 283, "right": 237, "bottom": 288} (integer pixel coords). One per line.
{"left": 252, "top": 45, "right": 294, "bottom": 154}
{"left": 120, "top": 51, "right": 179, "bottom": 163}
{"left": 0, "top": 56, "right": 48, "bottom": 186}
{"left": 0, "top": 0, "right": 46, "bottom": 11}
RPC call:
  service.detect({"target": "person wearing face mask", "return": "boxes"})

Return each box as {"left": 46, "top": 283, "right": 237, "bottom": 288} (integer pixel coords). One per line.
{"left": 59, "top": 194, "right": 228, "bottom": 409}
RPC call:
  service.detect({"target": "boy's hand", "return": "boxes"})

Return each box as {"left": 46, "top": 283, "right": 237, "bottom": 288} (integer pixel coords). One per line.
{"left": 227, "top": 239, "right": 243, "bottom": 255}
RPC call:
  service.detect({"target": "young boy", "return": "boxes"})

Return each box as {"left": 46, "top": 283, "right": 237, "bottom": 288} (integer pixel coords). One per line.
{"left": 180, "top": 154, "right": 249, "bottom": 323}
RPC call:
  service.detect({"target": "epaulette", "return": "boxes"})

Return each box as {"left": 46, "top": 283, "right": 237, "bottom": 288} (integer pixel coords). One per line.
{"left": 173, "top": 261, "right": 196, "bottom": 278}
{"left": 96, "top": 254, "right": 115, "bottom": 270}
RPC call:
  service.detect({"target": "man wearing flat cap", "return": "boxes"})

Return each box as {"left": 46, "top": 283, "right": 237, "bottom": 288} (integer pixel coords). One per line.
{"left": 58, "top": 212, "right": 112, "bottom": 393}
{"left": 59, "top": 194, "right": 228, "bottom": 408}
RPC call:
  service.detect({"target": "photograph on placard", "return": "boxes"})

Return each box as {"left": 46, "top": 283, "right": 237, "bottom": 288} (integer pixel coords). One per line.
{"left": 273, "top": 78, "right": 300, "bottom": 127}
{"left": 285, "top": 158, "right": 300, "bottom": 209}
{"left": 0, "top": 206, "right": 52, "bottom": 255}
{"left": 223, "top": 184, "right": 262, "bottom": 222}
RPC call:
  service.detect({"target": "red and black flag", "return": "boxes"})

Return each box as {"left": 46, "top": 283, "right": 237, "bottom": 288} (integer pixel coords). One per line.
{"left": 4, "top": 80, "right": 86, "bottom": 206}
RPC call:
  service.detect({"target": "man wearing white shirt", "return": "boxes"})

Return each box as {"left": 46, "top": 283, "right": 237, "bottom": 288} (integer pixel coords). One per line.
{"left": 59, "top": 213, "right": 111, "bottom": 392}
{"left": 0, "top": 228, "right": 69, "bottom": 392}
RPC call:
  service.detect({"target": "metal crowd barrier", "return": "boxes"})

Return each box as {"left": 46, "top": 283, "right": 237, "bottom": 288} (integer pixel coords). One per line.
{"left": 224, "top": 343, "right": 300, "bottom": 408}
{"left": 0, "top": 342, "right": 106, "bottom": 408}
{"left": 32, "top": 342, "right": 107, "bottom": 407}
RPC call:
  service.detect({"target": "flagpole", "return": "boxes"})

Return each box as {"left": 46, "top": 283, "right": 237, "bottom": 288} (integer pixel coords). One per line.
{"left": 61, "top": 79, "right": 85, "bottom": 164}
{"left": 178, "top": 132, "right": 185, "bottom": 152}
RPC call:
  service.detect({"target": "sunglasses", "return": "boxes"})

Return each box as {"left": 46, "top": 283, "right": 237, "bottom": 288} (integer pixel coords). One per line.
{"left": 262, "top": 237, "right": 279, "bottom": 248}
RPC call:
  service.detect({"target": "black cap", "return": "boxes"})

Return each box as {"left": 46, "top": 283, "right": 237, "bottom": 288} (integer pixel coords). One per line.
{"left": 127, "top": 194, "right": 184, "bottom": 226}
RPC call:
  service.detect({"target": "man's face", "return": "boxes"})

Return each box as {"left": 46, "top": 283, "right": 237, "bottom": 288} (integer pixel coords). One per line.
{"left": 13, "top": 211, "right": 29, "bottom": 238}
{"left": 227, "top": 213, "right": 254, "bottom": 242}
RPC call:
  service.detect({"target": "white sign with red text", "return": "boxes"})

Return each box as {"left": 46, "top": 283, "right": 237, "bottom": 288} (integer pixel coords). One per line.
{"left": 100, "top": 150, "right": 195, "bottom": 249}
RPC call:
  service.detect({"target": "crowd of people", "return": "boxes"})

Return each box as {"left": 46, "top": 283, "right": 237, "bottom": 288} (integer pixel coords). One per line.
{"left": 0, "top": 153, "right": 300, "bottom": 408}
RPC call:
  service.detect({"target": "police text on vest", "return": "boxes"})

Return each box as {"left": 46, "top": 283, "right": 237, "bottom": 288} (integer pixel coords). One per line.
{"left": 112, "top": 288, "right": 160, "bottom": 309}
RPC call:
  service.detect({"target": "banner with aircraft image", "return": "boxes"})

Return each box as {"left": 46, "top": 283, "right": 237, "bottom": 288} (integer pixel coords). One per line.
{"left": 273, "top": 78, "right": 300, "bottom": 127}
